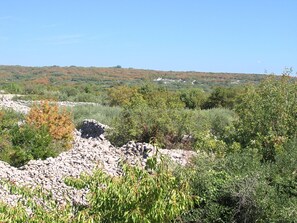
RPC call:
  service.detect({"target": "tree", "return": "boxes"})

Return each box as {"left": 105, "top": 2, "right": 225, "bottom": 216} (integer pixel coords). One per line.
{"left": 235, "top": 74, "right": 297, "bottom": 161}
{"left": 203, "top": 86, "right": 240, "bottom": 109}
{"left": 180, "top": 88, "right": 207, "bottom": 109}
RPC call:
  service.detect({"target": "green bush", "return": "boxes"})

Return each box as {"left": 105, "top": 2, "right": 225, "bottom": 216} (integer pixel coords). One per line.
{"left": 139, "top": 84, "right": 185, "bottom": 109}
{"left": 8, "top": 125, "right": 57, "bottom": 167}
{"left": 107, "top": 85, "right": 139, "bottom": 106}
{"left": 108, "top": 101, "right": 193, "bottom": 148}
{"left": 178, "top": 137, "right": 297, "bottom": 222}
{"left": 0, "top": 103, "right": 74, "bottom": 167}
{"left": 109, "top": 95, "right": 236, "bottom": 149}
{"left": 180, "top": 88, "right": 207, "bottom": 109}
{"left": 0, "top": 124, "right": 66, "bottom": 167}
{"left": 0, "top": 108, "right": 23, "bottom": 131}
{"left": 235, "top": 75, "right": 297, "bottom": 161}
{"left": 65, "top": 158, "right": 194, "bottom": 223}
{"left": 0, "top": 157, "right": 194, "bottom": 222}
{"left": 0, "top": 109, "right": 23, "bottom": 156}
{"left": 202, "top": 86, "right": 241, "bottom": 109}
{"left": 0, "top": 180, "right": 83, "bottom": 223}
{"left": 200, "top": 108, "right": 237, "bottom": 141}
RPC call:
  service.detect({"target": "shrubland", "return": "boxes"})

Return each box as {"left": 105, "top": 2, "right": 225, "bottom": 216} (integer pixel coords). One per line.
{"left": 0, "top": 71, "right": 296, "bottom": 222}
{"left": 177, "top": 74, "right": 297, "bottom": 222}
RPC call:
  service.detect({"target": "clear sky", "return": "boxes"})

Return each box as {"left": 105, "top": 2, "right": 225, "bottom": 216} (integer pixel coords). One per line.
{"left": 0, "top": 0, "right": 296, "bottom": 74}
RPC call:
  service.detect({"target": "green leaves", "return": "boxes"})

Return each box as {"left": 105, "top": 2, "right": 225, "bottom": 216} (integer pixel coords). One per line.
{"left": 235, "top": 75, "right": 297, "bottom": 161}
{"left": 0, "top": 107, "right": 72, "bottom": 167}
{"left": 65, "top": 159, "right": 194, "bottom": 223}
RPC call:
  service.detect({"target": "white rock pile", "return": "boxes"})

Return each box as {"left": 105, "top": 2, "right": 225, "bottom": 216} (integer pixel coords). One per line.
{"left": 0, "top": 93, "right": 99, "bottom": 115}
{"left": 0, "top": 94, "right": 30, "bottom": 114}
{"left": 0, "top": 96, "right": 197, "bottom": 208}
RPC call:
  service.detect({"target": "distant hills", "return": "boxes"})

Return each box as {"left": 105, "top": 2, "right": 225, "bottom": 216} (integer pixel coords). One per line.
{"left": 0, "top": 65, "right": 266, "bottom": 90}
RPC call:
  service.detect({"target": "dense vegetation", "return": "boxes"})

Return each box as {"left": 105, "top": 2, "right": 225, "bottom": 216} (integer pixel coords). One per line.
{"left": 0, "top": 65, "right": 264, "bottom": 103}
{"left": 0, "top": 67, "right": 296, "bottom": 222}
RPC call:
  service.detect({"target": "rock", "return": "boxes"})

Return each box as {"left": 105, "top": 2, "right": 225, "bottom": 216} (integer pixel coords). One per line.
{"left": 0, "top": 96, "right": 197, "bottom": 209}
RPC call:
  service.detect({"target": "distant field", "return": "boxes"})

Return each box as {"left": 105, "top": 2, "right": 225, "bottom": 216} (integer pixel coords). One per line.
{"left": 0, "top": 65, "right": 265, "bottom": 90}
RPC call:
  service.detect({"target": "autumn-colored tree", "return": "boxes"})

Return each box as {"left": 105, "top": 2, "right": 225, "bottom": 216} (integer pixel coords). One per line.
{"left": 26, "top": 101, "right": 74, "bottom": 148}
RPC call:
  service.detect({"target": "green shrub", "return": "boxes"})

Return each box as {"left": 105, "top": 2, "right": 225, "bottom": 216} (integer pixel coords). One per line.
{"left": 235, "top": 74, "right": 297, "bottom": 161}
{"left": 139, "top": 84, "right": 185, "bottom": 109}
{"left": 200, "top": 108, "right": 236, "bottom": 140}
{"left": 108, "top": 101, "right": 193, "bottom": 148}
{"left": 0, "top": 108, "right": 23, "bottom": 131}
{"left": 203, "top": 86, "right": 241, "bottom": 109}
{"left": 3, "top": 83, "right": 24, "bottom": 94}
{"left": 65, "top": 158, "right": 194, "bottom": 223}
{"left": 0, "top": 109, "right": 23, "bottom": 157}
{"left": 109, "top": 96, "right": 236, "bottom": 149}
{"left": 180, "top": 88, "right": 207, "bottom": 109}
{"left": 1, "top": 124, "right": 66, "bottom": 167}
{"left": 0, "top": 157, "right": 194, "bottom": 222}
{"left": 7, "top": 125, "right": 56, "bottom": 167}
{"left": 178, "top": 138, "right": 297, "bottom": 222}
{"left": 0, "top": 103, "right": 74, "bottom": 167}
{"left": 0, "top": 180, "right": 83, "bottom": 223}
{"left": 107, "top": 85, "right": 139, "bottom": 106}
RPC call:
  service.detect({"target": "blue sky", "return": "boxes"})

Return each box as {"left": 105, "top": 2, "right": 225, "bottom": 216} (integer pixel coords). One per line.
{"left": 0, "top": 0, "right": 296, "bottom": 74}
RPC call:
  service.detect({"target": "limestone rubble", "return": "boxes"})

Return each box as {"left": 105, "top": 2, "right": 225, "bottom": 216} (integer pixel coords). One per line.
{"left": 0, "top": 94, "right": 196, "bottom": 207}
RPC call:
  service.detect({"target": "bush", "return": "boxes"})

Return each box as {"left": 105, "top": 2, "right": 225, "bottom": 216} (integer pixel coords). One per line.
{"left": 108, "top": 85, "right": 232, "bottom": 148}
{"left": 202, "top": 86, "right": 241, "bottom": 109}
{"left": 65, "top": 158, "right": 194, "bottom": 222}
{"left": 26, "top": 101, "right": 74, "bottom": 148}
{"left": 107, "top": 85, "right": 139, "bottom": 106}
{"left": 108, "top": 101, "right": 193, "bottom": 148}
{"left": 0, "top": 108, "right": 23, "bottom": 131}
{"left": 139, "top": 84, "right": 185, "bottom": 109}
{"left": 0, "top": 157, "right": 194, "bottom": 222}
{"left": 180, "top": 88, "right": 207, "bottom": 109}
{"left": 0, "top": 102, "right": 75, "bottom": 167}
{"left": 109, "top": 95, "right": 236, "bottom": 149}
{"left": 0, "top": 109, "right": 23, "bottom": 156}
{"left": 235, "top": 74, "right": 297, "bottom": 161}
{"left": 0, "top": 180, "right": 80, "bottom": 222}
{"left": 200, "top": 108, "right": 237, "bottom": 140}
{"left": 6, "top": 125, "right": 55, "bottom": 167}
{"left": 107, "top": 84, "right": 185, "bottom": 109}
{"left": 177, "top": 136, "right": 297, "bottom": 223}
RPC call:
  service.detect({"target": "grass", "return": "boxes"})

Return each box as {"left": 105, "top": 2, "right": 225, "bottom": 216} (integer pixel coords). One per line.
{"left": 70, "top": 104, "right": 122, "bottom": 126}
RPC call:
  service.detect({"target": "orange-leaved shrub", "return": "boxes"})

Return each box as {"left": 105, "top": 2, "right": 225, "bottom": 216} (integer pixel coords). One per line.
{"left": 26, "top": 101, "right": 74, "bottom": 148}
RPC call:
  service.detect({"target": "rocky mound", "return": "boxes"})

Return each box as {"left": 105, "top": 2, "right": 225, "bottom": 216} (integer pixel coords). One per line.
{"left": 0, "top": 119, "right": 196, "bottom": 207}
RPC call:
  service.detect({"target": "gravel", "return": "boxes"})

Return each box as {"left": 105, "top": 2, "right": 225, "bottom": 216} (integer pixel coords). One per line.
{"left": 0, "top": 95, "right": 197, "bottom": 207}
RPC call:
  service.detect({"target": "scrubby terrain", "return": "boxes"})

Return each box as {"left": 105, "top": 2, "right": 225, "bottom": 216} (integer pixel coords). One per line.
{"left": 0, "top": 95, "right": 195, "bottom": 206}
{"left": 0, "top": 71, "right": 296, "bottom": 222}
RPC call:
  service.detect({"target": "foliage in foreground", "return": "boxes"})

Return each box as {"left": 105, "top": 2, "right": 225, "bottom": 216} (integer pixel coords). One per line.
{"left": 0, "top": 73, "right": 296, "bottom": 222}
{"left": 0, "top": 158, "right": 193, "bottom": 223}
{"left": 178, "top": 138, "right": 297, "bottom": 223}
{"left": 65, "top": 158, "right": 193, "bottom": 222}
